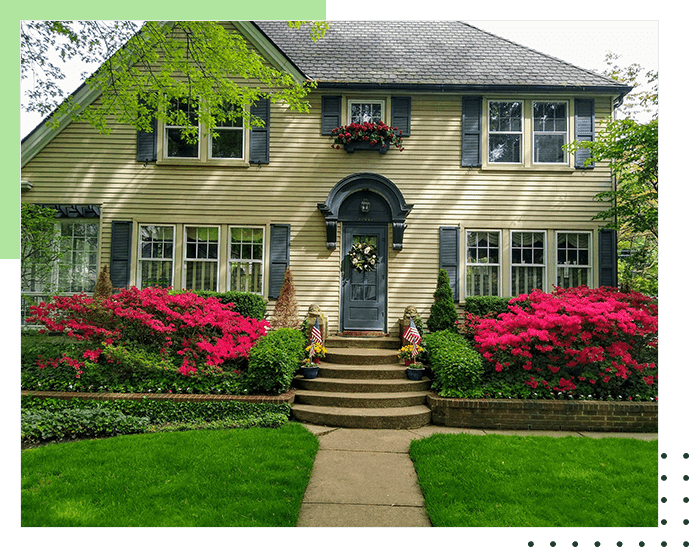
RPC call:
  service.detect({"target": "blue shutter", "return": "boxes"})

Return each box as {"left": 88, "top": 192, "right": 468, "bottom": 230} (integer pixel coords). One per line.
{"left": 250, "top": 98, "right": 270, "bottom": 164}
{"left": 136, "top": 99, "right": 157, "bottom": 162}
{"left": 269, "top": 224, "right": 290, "bottom": 299}
{"left": 462, "top": 96, "right": 482, "bottom": 167}
{"left": 391, "top": 96, "right": 411, "bottom": 137}
{"left": 110, "top": 221, "right": 133, "bottom": 289}
{"left": 439, "top": 226, "right": 460, "bottom": 302}
{"left": 574, "top": 99, "right": 595, "bottom": 169}
{"left": 321, "top": 95, "right": 342, "bottom": 135}
{"left": 599, "top": 229, "right": 617, "bottom": 288}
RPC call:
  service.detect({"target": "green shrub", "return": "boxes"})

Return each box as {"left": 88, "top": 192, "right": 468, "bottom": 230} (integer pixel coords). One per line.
{"left": 172, "top": 290, "right": 267, "bottom": 319}
{"left": 423, "top": 329, "right": 483, "bottom": 397}
{"left": 242, "top": 328, "right": 306, "bottom": 395}
{"left": 464, "top": 296, "right": 512, "bottom": 317}
{"left": 427, "top": 269, "right": 459, "bottom": 332}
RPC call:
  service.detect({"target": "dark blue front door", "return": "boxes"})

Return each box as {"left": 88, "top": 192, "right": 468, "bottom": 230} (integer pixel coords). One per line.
{"left": 342, "top": 224, "right": 387, "bottom": 331}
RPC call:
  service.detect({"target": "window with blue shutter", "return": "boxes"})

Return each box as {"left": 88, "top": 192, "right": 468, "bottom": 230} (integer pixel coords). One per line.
{"left": 439, "top": 226, "right": 460, "bottom": 302}
{"left": 269, "top": 224, "right": 290, "bottom": 299}
{"left": 391, "top": 96, "right": 411, "bottom": 137}
{"left": 462, "top": 97, "right": 482, "bottom": 167}
{"left": 574, "top": 99, "right": 595, "bottom": 169}
{"left": 249, "top": 98, "right": 270, "bottom": 164}
{"left": 321, "top": 95, "right": 342, "bottom": 135}
{"left": 598, "top": 229, "right": 617, "bottom": 288}
{"left": 110, "top": 221, "right": 133, "bottom": 289}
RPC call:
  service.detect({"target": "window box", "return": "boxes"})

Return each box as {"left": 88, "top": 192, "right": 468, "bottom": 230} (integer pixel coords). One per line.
{"left": 343, "top": 140, "right": 390, "bottom": 154}
{"left": 330, "top": 121, "right": 404, "bottom": 152}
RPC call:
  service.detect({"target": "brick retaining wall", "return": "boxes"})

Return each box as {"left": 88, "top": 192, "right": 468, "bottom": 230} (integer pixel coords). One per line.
{"left": 427, "top": 394, "right": 657, "bottom": 432}
{"left": 21, "top": 390, "right": 295, "bottom": 405}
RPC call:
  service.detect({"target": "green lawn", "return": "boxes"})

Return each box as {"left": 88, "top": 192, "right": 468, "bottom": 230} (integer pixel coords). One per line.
{"left": 21, "top": 423, "right": 318, "bottom": 527}
{"left": 409, "top": 434, "right": 657, "bottom": 527}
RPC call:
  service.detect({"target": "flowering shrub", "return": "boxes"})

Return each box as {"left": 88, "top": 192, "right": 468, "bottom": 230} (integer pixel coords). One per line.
{"left": 330, "top": 121, "right": 404, "bottom": 151}
{"left": 468, "top": 287, "right": 658, "bottom": 400}
{"left": 25, "top": 287, "right": 269, "bottom": 393}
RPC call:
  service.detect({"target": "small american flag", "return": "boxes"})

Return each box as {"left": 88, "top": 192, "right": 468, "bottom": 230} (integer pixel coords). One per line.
{"left": 404, "top": 317, "right": 421, "bottom": 358}
{"left": 310, "top": 317, "right": 322, "bottom": 358}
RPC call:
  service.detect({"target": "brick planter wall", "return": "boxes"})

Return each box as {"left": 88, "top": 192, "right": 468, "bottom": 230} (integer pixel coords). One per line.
{"left": 427, "top": 394, "right": 657, "bottom": 432}
{"left": 21, "top": 390, "right": 295, "bottom": 405}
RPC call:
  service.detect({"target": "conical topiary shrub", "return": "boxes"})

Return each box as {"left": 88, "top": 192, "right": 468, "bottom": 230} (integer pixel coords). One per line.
{"left": 270, "top": 267, "right": 300, "bottom": 329}
{"left": 427, "top": 268, "right": 458, "bottom": 332}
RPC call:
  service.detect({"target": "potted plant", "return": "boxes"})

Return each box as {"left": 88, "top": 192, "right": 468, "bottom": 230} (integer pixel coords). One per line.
{"left": 330, "top": 121, "right": 405, "bottom": 153}
{"left": 406, "top": 361, "right": 425, "bottom": 381}
{"left": 301, "top": 358, "right": 320, "bottom": 379}
{"left": 398, "top": 344, "right": 424, "bottom": 366}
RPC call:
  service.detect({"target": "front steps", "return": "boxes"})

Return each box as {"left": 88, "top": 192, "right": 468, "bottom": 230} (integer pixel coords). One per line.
{"left": 291, "top": 335, "right": 432, "bottom": 429}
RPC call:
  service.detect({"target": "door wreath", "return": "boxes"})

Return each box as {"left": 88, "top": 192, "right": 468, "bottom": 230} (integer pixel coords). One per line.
{"left": 348, "top": 241, "right": 380, "bottom": 272}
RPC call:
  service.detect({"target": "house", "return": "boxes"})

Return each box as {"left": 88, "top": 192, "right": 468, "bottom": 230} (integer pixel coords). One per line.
{"left": 20, "top": 21, "right": 631, "bottom": 335}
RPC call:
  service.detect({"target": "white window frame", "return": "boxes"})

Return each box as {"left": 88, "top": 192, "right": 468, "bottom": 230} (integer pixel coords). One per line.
{"left": 488, "top": 100, "right": 524, "bottom": 164}
{"left": 137, "top": 224, "right": 176, "bottom": 289}
{"left": 183, "top": 225, "right": 220, "bottom": 292}
{"left": 347, "top": 99, "right": 386, "bottom": 125}
{"left": 208, "top": 105, "right": 245, "bottom": 160}
{"left": 163, "top": 100, "right": 201, "bottom": 160}
{"left": 532, "top": 101, "right": 568, "bottom": 164}
{"left": 227, "top": 226, "right": 266, "bottom": 295}
{"left": 556, "top": 231, "right": 592, "bottom": 289}
{"left": 510, "top": 230, "right": 547, "bottom": 296}
{"left": 464, "top": 230, "right": 502, "bottom": 297}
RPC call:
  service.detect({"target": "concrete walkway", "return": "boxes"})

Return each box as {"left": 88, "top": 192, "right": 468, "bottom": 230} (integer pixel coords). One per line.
{"left": 296, "top": 424, "right": 658, "bottom": 527}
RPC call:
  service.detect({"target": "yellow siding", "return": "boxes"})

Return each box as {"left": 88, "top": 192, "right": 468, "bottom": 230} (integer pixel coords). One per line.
{"left": 21, "top": 91, "right": 617, "bottom": 336}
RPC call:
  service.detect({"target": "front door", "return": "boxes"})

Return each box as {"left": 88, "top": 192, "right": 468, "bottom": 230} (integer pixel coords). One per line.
{"left": 342, "top": 224, "right": 387, "bottom": 331}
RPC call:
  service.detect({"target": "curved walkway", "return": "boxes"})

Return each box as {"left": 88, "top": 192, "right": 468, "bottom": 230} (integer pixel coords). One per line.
{"left": 296, "top": 424, "right": 658, "bottom": 527}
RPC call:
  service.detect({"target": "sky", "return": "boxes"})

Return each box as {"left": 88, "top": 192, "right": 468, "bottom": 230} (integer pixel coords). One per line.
{"left": 20, "top": 19, "right": 659, "bottom": 138}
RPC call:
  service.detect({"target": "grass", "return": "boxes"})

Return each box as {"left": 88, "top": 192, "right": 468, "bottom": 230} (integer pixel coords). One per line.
{"left": 409, "top": 434, "right": 657, "bottom": 527}
{"left": 21, "top": 423, "right": 319, "bottom": 527}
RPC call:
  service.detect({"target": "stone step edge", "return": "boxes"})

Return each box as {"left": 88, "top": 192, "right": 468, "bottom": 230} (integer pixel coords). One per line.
{"left": 291, "top": 404, "right": 431, "bottom": 417}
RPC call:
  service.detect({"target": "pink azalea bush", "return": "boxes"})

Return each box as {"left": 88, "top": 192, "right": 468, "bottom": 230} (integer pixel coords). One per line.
{"left": 466, "top": 287, "right": 658, "bottom": 400}
{"left": 25, "top": 287, "right": 269, "bottom": 393}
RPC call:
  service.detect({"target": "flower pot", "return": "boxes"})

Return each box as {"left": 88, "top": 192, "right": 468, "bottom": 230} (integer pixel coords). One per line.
{"left": 406, "top": 367, "right": 425, "bottom": 381}
{"left": 343, "top": 140, "right": 389, "bottom": 154}
{"left": 302, "top": 366, "right": 319, "bottom": 379}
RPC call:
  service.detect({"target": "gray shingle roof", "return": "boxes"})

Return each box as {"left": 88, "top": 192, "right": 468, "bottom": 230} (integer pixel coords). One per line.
{"left": 255, "top": 21, "right": 627, "bottom": 91}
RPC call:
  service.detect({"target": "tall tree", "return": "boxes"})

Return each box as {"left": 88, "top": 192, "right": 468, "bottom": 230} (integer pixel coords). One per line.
{"left": 21, "top": 21, "right": 327, "bottom": 138}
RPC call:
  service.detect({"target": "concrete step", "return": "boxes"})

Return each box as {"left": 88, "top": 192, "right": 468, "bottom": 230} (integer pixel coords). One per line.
{"left": 317, "top": 363, "right": 407, "bottom": 380}
{"left": 294, "top": 390, "right": 431, "bottom": 408}
{"left": 293, "top": 376, "right": 432, "bottom": 393}
{"left": 327, "top": 336, "right": 401, "bottom": 350}
{"left": 291, "top": 404, "right": 432, "bottom": 429}
{"left": 326, "top": 347, "right": 401, "bottom": 365}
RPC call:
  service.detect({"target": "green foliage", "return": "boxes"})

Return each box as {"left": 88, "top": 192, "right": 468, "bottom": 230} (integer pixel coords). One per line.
{"left": 21, "top": 395, "right": 291, "bottom": 445}
{"left": 427, "top": 269, "right": 459, "bottom": 332}
{"left": 21, "top": 203, "right": 62, "bottom": 294}
{"left": 171, "top": 289, "right": 266, "bottom": 319}
{"left": 423, "top": 330, "right": 483, "bottom": 397}
{"left": 242, "top": 328, "right": 306, "bottom": 395}
{"left": 464, "top": 296, "right": 512, "bottom": 317}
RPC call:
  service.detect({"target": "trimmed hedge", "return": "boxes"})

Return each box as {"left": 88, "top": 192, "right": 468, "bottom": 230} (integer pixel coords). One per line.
{"left": 21, "top": 396, "right": 291, "bottom": 445}
{"left": 423, "top": 329, "right": 484, "bottom": 397}
{"left": 243, "top": 328, "right": 306, "bottom": 395}
{"left": 464, "top": 296, "right": 512, "bottom": 317}
{"left": 171, "top": 290, "right": 267, "bottom": 319}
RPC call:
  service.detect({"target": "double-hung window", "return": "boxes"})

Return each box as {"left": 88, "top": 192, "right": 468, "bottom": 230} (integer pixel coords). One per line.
{"left": 184, "top": 226, "right": 219, "bottom": 291}
{"left": 164, "top": 99, "right": 200, "bottom": 159}
{"left": 228, "top": 227, "right": 264, "bottom": 294}
{"left": 210, "top": 104, "right": 244, "bottom": 159}
{"left": 533, "top": 102, "right": 568, "bottom": 164}
{"left": 556, "top": 231, "right": 591, "bottom": 288}
{"left": 349, "top": 100, "right": 384, "bottom": 124}
{"left": 511, "top": 231, "right": 546, "bottom": 295}
{"left": 488, "top": 101, "right": 523, "bottom": 163}
{"left": 138, "top": 225, "right": 175, "bottom": 288}
{"left": 465, "top": 230, "right": 501, "bottom": 296}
